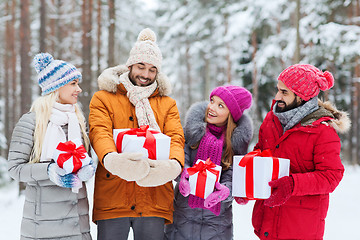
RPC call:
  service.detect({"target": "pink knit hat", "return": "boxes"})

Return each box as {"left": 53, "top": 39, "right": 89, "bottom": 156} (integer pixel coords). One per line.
{"left": 278, "top": 64, "right": 334, "bottom": 101}
{"left": 210, "top": 85, "right": 252, "bottom": 122}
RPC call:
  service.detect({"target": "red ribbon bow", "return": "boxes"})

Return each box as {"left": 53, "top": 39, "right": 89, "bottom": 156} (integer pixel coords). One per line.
{"left": 239, "top": 149, "right": 280, "bottom": 199}
{"left": 56, "top": 141, "right": 87, "bottom": 173}
{"left": 187, "top": 158, "right": 220, "bottom": 199}
{"left": 116, "top": 125, "right": 160, "bottom": 160}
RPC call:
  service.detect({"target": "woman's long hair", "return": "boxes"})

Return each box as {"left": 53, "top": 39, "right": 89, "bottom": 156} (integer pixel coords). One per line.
{"left": 29, "top": 91, "right": 89, "bottom": 163}
{"left": 222, "top": 114, "right": 236, "bottom": 170}
{"left": 203, "top": 108, "right": 236, "bottom": 170}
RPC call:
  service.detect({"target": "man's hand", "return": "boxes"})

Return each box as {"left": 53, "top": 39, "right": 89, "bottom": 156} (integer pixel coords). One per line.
{"left": 104, "top": 152, "right": 150, "bottom": 181}
{"left": 264, "top": 176, "right": 294, "bottom": 207}
{"left": 136, "top": 159, "right": 181, "bottom": 187}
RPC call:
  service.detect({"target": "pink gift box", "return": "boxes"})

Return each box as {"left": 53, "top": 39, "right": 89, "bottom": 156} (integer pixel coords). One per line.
{"left": 188, "top": 159, "right": 222, "bottom": 199}
{"left": 232, "top": 150, "right": 290, "bottom": 199}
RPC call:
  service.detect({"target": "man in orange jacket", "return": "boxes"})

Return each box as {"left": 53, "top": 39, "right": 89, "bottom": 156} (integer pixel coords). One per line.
{"left": 89, "top": 28, "right": 185, "bottom": 240}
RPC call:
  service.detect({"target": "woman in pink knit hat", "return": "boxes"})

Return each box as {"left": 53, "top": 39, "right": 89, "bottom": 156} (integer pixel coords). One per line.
{"left": 165, "top": 85, "right": 253, "bottom": 240}
{"left": 251, "top": 64, "right": 350, "bottom": 240}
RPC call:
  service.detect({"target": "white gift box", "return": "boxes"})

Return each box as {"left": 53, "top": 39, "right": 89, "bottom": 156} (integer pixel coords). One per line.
{"left": 188, "top": 159, "right": 222, "bottom": 199}
{"left": 53, "top": 138, "right": 91, "bottom": 174}
{"left": 113, "top": 127, "right": 171, "bottom": 160}
{"left": 232, "top": 155, "right": 290, "bottom": 199}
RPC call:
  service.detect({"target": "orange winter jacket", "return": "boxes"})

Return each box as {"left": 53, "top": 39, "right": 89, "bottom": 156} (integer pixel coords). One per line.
{"left": 89, "top": 65, "right": 185, "bottom": 224}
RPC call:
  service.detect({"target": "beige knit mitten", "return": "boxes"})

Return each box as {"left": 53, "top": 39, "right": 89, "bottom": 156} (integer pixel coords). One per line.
{"left": 136, "top": 159, "right": 182, "bottom": 187}
{"left": 104, "top": 152, "right": 150, "bottom": 181}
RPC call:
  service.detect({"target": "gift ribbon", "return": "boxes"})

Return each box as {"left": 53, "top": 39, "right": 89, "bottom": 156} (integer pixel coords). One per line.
{"left": 239, "top": 149, "right": 280, "bottom": 199}
{"left": 116, "top": 125, "right": 159, "bottom": 160}
{"left": 56, "top": 141, "right": 87, "bottom": 172}
{"left": 187, "top": 158, "right": 220, "bottom": 199}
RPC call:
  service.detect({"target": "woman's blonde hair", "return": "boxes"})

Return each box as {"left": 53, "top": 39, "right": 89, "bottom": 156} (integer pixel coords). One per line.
{"left": 29, "top": 91, "right": 89, "bottom": 163}
{"left": 203, "top": 108, "right": 236, "bottom": 170}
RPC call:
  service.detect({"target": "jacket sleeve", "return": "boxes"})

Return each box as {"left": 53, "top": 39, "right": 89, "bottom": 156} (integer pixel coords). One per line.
{"left": 292, "top": 126, "right": 344, "bottom": 196}
{"left": 220, "top": 167, "right": 234, "bottom": 202}
{"left": 89, "top": 92, "right": 118, "bottom": 164}
{"left": 7, "top": 112, "right": 49, "bottom": 183}
{"left": 162, "top": 99, "right": 185, "bottom": 167}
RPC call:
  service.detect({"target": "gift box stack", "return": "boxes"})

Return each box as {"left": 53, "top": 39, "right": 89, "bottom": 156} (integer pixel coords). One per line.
{"left": 113, "top": 125, "right": 171, "bottom": 160}
{"left": 188, "top": 159, "right": 222, "bottom": 199}
{"left": 232, "top": 149, "right": 290, "bottom": 199}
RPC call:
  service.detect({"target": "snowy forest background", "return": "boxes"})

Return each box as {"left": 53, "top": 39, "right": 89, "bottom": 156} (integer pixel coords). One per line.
{"left": 0, "top": 0, "right": 360, "bottom": 189}
{"left": 1, "top": 1, "right": 360, "bottom": 239}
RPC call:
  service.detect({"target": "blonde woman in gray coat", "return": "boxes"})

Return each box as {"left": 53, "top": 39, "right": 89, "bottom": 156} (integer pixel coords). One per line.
{"left": 7, "top": 53, "right": 94, "bottom": 240}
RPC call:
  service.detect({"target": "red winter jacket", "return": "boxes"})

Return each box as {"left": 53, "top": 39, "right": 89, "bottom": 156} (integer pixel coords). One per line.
{"left": 252, "top": 100, "right": 349, "bottom": 240}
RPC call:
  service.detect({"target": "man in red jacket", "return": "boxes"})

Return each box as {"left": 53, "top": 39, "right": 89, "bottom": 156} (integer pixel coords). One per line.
{"left": 251, "top": 64, "right": 350, "bottom": 240}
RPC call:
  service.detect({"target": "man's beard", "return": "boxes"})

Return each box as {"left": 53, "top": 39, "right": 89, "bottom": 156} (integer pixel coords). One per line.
{"left": 128, "top": 67, "right": 153, "bottom": 86}
{"left": 275, "top": 98, "right": 301, "bottom": 113}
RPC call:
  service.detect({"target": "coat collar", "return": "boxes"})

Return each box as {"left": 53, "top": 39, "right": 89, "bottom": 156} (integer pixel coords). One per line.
{"left": 97, "top": 64, "right": 172, "bottom": 96}
{"left": 301, "top": 100, "right": 350, "bottom": 134}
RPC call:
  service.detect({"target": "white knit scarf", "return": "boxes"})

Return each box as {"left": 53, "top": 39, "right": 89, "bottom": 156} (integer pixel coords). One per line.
{"left": 40, "top": 102, "right": 81, "bottom": 162}
{"left": 119, "top": 72, "right": 161, "bottom": 131}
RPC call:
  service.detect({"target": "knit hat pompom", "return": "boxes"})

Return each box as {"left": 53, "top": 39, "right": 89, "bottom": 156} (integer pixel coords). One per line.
{"left": 33, "top": 52, "right": 82, "bottom": 95}
{"left": 137, "top": 28, "right": 157, "bottom": 43}
{"left": 126, "top": 28, "right": 162, "bottom": 71}
{"left": 319, "top": 71, "right": 334, "bottom": 91}
{"left": 33, "top": 53, "right": 54, "bottom": 74}
{"left": 210, "top": 85, "right": 252, "bottom": 122}
{"left": 278, "top": 64, "right": 335, "bottom": 101}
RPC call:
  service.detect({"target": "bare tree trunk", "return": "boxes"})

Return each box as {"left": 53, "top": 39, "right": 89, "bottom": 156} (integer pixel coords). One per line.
{"left": 11, "top": 0, "right": 18, "bottom": 132}
{"left": 294, "top": 0, "right": 301, "bottom": 63}
{"left": 56, "top": 0, "right": 62, "bottom": 58}
{"left": 201, "top": 50, "right": 211, "bottom": 100}
{"left": 20, "top": 0, "right": 31, "bottom": 115}
{"left": 224, "top": 13, "right": 232, "bottom": 84}
{"left": 275, "top": 20, "right": 285, "bottom": 69}
{"left": 81, "top": 0, "right": 93, "bottom": 120}
{"left": 20, "top": 0, "right": 31, "bottom": 194}
{"left": 39, "top": 0, "right": 47, "bottom": 52}
{"left": 347, "top": 0, "right": 354, "bottom": 164}
{"left": 352, "top": 59, "right": 360, "bottom": 165}
{"left": 68, "top": 1, "right": 75, "bottom": 56}
{"left": 357, "top": 80, "right": 360, "bottom": 165}
{"left": 185, "top": 40, "right": 192, "bottom": 108}
{"left": 49, "top": 0, "right": 56, "bottom": 54}
{"left": 4, "top": 2, "right": 11, "bottom": 157}
{"left": 97, "top": 0, "right": 102, "bottom": 79}
{"left": 355, "top": 0, "right": 360, "bottom": 165}
{"left": 251, "top": 31, "right": 260, "bottom": 121}
{"left": 350, "top": 74, "right": 357, "bottom": 165}
{"left": 251, "top": 30, "right": 262, "bottom": 145}
{"left": 108, "top": 0, "right": 115, "bottom": 67}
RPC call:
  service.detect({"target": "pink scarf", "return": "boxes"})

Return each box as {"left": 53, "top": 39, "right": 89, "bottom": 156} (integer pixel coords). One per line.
{"left": 188, "top": 123, "right": 225, "bottom": 215}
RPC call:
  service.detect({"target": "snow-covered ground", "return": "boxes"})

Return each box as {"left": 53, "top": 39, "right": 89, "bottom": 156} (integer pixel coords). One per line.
{"left": 1, "top": 164, "right": 359, "bottom": 239}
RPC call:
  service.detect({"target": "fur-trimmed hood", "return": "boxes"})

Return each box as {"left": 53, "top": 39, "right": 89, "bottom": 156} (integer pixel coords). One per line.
{"left": 301, "top": 99, "right": 351, "bottom": 134}
{"left": 183, "top": 101, "right": 253, "bottom": 155}
{"left": 97, "top": 65, "right": 172, "bottom": 96}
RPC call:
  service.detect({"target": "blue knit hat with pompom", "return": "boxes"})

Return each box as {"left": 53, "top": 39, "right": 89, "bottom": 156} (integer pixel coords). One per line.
{"left": 33, "top": 53, "right": 82, "bottom": 95}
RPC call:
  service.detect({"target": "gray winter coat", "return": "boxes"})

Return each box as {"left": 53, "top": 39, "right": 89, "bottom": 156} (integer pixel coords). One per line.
{"left": 8, "top": 112, "right": 92, "bottom": 240}
{"left": 165, "top": 102, "right": 253, "bottom": 240}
